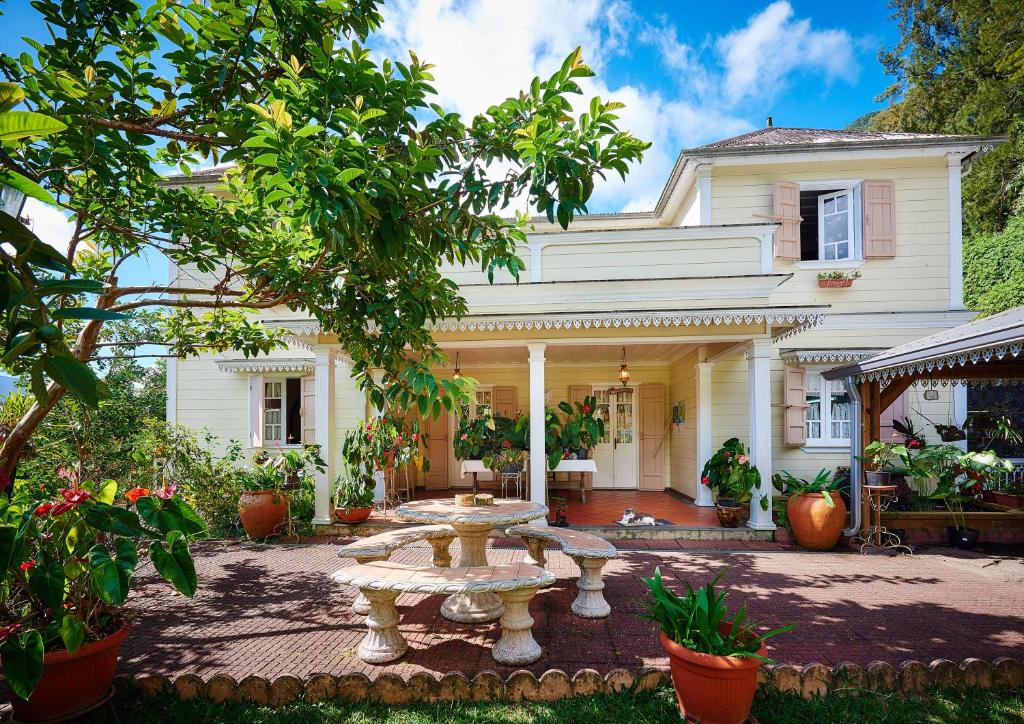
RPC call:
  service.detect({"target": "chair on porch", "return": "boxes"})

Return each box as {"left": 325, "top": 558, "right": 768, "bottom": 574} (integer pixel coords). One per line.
{"left": 499, "top": 464, "right": 525, "bottom": 500}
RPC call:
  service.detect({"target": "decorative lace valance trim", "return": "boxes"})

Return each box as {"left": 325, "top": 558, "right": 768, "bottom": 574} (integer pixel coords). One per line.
{"left": 217, "top": 358, "right": 314, "bottom": 374}
{"left": 780, "top": 349, "right": 882, "bottom": 366}
{"left": 858, "top": 342, "right": 1024, "bottom": 383}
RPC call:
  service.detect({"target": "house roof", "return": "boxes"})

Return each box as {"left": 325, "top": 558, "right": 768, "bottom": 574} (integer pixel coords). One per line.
{"left": 822, "top": 305, "right": 1024, "bottom": 383}
{"left": 695, "top": 127, "right": 955, "bottom": 150}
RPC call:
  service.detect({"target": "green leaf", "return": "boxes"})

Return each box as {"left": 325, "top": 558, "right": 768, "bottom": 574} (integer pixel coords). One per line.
{"left": 95, "top": 479, "right": 118, "bottom": 505}
{"left": 0, "top": 170, "right": 56, "bottom": 205}
{"left": 0, "top": 110, "right": 67, "bottom": 141}
{"left": 338, "top": 168, "right": 364, "bottom": 184}
{"left": 37, "top": 279, "right": 105, "bottom": 295}
{"left": 44, "top": 355, "right": 106, "bottom": 407}
{"left": 51, "top": 307, "right": 128, "bottom": 321}
{"left": 136, "top": 496, "right": 205, "bottom": 536}
{"left": 60, "top": 615, "right": 85, "bottom": 654}
{"left": 0, "top": 524, "right": 21, "bottom": 572}
{"left": 251, "top": 152, "right": 279, "bottom": 167}
{"left": 83, "top": 503, "right": 148, "bottom": 538}
{"left": 0, "top": 210, "right": 73, "bottom": 273}
{"left": 0, "top": 82, "right": 25, "bottom": 113}
{"left": 0, "top": 629, "right": 44, "bottom": 699}
{"left": 87, "top": 539, "right": 137, "bottom": 605}
{"left": 149, "top": 531, "right": 198, "bottom": 597}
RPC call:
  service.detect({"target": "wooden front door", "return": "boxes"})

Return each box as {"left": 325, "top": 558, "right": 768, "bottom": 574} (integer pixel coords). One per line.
{"left": 638, "top": 382, "right": 665, "bottom": 490}
{"left": 423, "top": 410, "right": 449, "bottom": 489}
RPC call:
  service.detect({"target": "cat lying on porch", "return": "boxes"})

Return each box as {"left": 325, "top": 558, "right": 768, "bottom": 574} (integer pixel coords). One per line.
{"left": 617, "top": 508, "right": 658, "bottom": 526}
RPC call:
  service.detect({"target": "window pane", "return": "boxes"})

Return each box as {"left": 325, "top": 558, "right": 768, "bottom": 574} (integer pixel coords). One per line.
{"left": 824, "top": 198, "right": 834, "bottom": 214}
{"left": 824, "top": 213, "right": 847, "bottom": 242}
{"left": 836, "top": 241, "right": 849, "bottom": 259}
{"left": 835, "top": 194, "right": 848, "bottom": 212}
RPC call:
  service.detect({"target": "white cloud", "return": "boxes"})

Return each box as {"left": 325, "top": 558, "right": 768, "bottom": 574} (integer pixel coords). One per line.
{"left": 717, "top": 1, "right": 857, "bottom": 104}
{"left": 370, "top": 0, "right": 860, "bottom": 213}
{"left": 21, "top": 198, "right": 75, "bottom": 256}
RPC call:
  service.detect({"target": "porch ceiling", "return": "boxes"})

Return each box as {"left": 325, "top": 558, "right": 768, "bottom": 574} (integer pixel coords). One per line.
{"left": 440, "top": 342, "right": 697, "bottom": 366}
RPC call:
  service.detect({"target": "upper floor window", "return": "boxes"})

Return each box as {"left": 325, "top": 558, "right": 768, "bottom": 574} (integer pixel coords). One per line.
{"left": 799, "top": 186, "right": 860, "bottom": 261}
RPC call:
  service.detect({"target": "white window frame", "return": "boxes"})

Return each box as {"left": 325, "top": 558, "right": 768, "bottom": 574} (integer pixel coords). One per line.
{"left": 803, "top": 369, "right": 852, "bottom": 452}
{"left": 263, "top": 376, "right": 303, "bottom": 449}
{"left": 817, "top": 190, "right": 855, "bottom": 261}
{"left": 459, "top": 384, "right": 494, "bottom": 421}
{"left": 793, "top": 179, "right": 864, "bottom": 267}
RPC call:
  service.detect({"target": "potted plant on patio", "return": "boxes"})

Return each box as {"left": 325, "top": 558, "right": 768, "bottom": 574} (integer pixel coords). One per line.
{"left": 701, "top": 438, "right": 762, "bottom": 528}
{"left": 816, "top": 269, "right": 861, "bottom": 288}
{"left": 642, "top": 568, "right": 793, "bottom": 724}
{"left": 920, "top": 446, "right": 1013, "bottom": 549}
{"left": 892, "top": 417, "right": 927, "bottom": 449}
{"left": 860, "top": 441, "right": 912, "bottom": 486}
{"left": 557, "top": 395, "right": 605, "bottom": 460}
{"left": 333, "top": 474, "right": 376, "bottom": 524}
{"left": 0, "top": 467, "right": 202, "bottom": 721}
{"left": 237, "top": 447, "right": 324, "bottom": 540}
{"left": 773, "top": 469, "right": 846, "bottom": 550}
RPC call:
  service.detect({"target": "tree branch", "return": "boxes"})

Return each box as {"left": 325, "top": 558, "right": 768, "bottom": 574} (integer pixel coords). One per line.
{"left": 87, "top": 117, "right": 231, "bottom": 148}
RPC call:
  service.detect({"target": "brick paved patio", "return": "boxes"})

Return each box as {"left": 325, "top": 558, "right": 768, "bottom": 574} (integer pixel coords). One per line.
{"left": 121, "top": 540, "right": 1024, "bottom": 681}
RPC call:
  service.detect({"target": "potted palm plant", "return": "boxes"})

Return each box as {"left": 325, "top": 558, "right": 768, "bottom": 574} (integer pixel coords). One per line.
{"left": 0, "top": 467, "right": 202, "bottom": 722}
{"left": 642, "top": 568, "right": 793, "bottom": 724}
{"left": 701, "top": 438, "right": 763, "bottom": 528}
{"left": 773, "top": 469, "right": 846, "bottom": 550}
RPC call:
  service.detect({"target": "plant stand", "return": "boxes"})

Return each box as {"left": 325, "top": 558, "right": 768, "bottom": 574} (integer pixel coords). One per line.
{"left": 853, "top": 485, "right": 912, "bottom": 555}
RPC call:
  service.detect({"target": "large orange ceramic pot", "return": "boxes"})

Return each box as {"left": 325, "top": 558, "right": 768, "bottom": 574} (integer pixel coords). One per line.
{"left": 660, "top": 628, "right": 767, "bottom": 724}
{"left": 8, "top": 626, "right": 129, "bottom": 722}
{"left": 238, "top": 489, "right": 287, "bottom": 539}
{"left": 786, "top": 491, "right": 847, "bottom": 550}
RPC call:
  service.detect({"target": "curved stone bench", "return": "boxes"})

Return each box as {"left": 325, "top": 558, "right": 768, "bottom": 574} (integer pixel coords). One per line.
{"left": 331, "top": 561, "right": 555, "bottom": 666}
{"left": 505, "top": 525, "right": 617, "bottom": 619}
{"left": 337, "top": 525, "right": 458, "bottom": 614}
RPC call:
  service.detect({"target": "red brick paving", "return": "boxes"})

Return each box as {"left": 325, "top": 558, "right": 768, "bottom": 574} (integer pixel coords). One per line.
{"left": 121, "top": 540, "right": 1024, "bottom": 681}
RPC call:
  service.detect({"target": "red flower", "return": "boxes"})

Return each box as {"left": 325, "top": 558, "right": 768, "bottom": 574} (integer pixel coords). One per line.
{"left": 0, "top": 623, "right": 21, "bottom": 643}
{"left": 59, "top": 488, "right": 92, "bottom": 505}
{"left": 411, "top": 432, "right": 418, "bottom": 441}
{"left": 34, "top": 502, "right": 56, "bottom": 517}
{"left": 582, "top": 405, "right": 591, "bottom": 414}
{"left": 20, "top": 560, "right": 35, "bottom": 571}
{"left": 701, "top": 476, "right": 710, "bottom": 486}
{"left": 125, "top": 487, "right": 151, "bottom": 503}
{"left": 154, "top": 482, "right": 178, "bottom": 500}
{"left": 49, "top": 502, "right": 74, "bottom": 517}
{"left": 723, "top": 451, "right": 731, "bottom": 459}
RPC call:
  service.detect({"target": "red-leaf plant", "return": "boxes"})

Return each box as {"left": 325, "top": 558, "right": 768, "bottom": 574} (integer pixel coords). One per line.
{"left": 0, "top": 466, "right": 205, "bottom": 700}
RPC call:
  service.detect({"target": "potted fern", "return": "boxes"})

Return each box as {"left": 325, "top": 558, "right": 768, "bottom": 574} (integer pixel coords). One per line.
{"left": 642, "top": 568, "right": 793, "bottom": 724}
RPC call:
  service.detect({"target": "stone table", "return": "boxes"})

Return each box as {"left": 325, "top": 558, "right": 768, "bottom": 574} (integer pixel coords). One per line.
{"left": 393, "top": 498, "right": 548, "bottom": 623}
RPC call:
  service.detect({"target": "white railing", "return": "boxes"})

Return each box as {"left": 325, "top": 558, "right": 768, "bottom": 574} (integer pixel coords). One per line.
{"left": 994, "top": 459, "right": 1024, "bottom": 490}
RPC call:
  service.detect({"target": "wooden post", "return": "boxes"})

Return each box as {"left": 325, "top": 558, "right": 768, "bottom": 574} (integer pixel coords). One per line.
{"left": 859, "top": 381, "right": 873, "bottom": 537}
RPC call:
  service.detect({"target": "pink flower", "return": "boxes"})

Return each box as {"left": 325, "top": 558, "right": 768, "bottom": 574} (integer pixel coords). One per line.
{"left": 154, "top": 482, "right": 178, "bottom": 500}
{"left": 738, "top": 455, "right": 748, "bottom": 465}
{"left": 460, "top": 434, "right": 468, "bottom": 441}
{"left": 411, "top": 433, "right": 418, "bottom": 441}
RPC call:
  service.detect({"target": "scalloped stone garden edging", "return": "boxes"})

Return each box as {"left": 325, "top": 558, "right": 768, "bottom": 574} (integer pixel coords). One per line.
{"left": 115, "top": 658, "right": 1024, "bottom": 707}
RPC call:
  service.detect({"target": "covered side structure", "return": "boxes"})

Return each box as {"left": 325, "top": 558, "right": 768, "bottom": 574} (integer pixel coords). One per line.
{"left": 824, "top": 306, "right": 1024, "bottom": 534}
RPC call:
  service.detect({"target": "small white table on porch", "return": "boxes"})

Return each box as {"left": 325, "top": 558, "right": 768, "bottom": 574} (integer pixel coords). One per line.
{"left": 548, "top": 459, "right": 597, "bottom": 504}
{"left": 393, "top": 498, "right": 548, "bottom": 623}
{"left": 458, "top": 459, "right": 492, "bottom": 494}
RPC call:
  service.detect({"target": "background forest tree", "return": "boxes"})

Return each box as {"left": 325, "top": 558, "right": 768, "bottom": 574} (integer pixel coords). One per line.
{"left": 863, "top": 0, "right": 1024, "bottom": 315}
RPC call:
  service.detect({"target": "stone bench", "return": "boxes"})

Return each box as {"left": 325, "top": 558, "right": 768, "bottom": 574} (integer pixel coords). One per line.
{"left": 337, "top": 525, "right": 458, "bottom": 614}
{"left": 505, "top": 525, "right": 617, "bottom": 618}
{"left": 331, "top": 561, "right": 555, "bottom": 666}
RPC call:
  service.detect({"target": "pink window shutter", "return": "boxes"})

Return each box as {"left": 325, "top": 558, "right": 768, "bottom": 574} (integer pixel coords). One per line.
{"left": 248, "top": 375, "right": 264, "bottom": 448}
{"left": 301, "top": 376, "right": 316, "bottom": 446}
{"left": 773, "top": 181, "right": 801, "bottom": 260}
{"left": 783, "top": 366, "right": 807, "bottom": 446}
{"left": 863, "top": 180, "right": 896, "bottom": 257}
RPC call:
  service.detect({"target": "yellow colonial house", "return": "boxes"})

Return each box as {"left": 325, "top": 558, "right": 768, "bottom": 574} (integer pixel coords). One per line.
{"left": 167, "top": 125, "right": 1001, "bottom": 535}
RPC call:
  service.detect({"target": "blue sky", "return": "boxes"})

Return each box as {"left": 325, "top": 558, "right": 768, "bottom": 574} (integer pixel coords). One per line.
{"left": 3, "top": 0, "right": 901, "bottom": 290}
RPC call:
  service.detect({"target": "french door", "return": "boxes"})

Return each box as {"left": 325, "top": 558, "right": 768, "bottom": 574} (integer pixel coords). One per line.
{"left": 591, "top": 386, "right": 637, "bottom": 489}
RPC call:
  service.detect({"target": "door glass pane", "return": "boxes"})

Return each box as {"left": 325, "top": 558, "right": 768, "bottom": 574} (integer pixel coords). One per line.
{"left": 593, "top": 388, "right": 611, "bottom": 443}
{"left": 615, "top": 397, "right": 633, "bottom": 445}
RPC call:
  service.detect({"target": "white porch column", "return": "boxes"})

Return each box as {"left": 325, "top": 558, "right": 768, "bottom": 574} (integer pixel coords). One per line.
{"left": 313, "top": 348, "right": 337, "bottom": 525}
{"left": 695, "top": 361, "right": 715, "bottom": 507}
{"left": 747, "top": 339, "right": 775, "bottom": 530}
{"left": 527, "top": 343, "right": 547, "bottom": 519}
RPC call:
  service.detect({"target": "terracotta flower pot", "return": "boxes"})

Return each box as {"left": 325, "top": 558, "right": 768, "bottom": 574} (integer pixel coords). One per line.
{"left": 818, "top": 278, "right": 853, "bottom": 288}
{"left": 660, "top": 629, "right": 767, "bottom": 724}
{"left": 334, "top": 506, "right": 373, "bottom": 524}
{"left": 9, "top": 626, "right": 129, "bottom": 723}
{"left": 985, "top": 490, "right": 1024, "bottom": 509}
{"left": 786, "top": 491, "right": 847, "bottom": 550}
{"left": 238, "top": 489, "right": 288, "bottom": 539}
{"left": 715, "top": 504, "right": 744, "bottom": 528}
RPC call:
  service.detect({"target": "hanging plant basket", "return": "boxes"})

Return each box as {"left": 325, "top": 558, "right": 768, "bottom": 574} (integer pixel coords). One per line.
{"left": 935, "top": 425, "right": 967, "bottom": 442}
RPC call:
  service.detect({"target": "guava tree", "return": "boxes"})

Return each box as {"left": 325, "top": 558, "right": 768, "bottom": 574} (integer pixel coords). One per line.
{"left": 0, "top": 0, "right": 648, "bottom": 476}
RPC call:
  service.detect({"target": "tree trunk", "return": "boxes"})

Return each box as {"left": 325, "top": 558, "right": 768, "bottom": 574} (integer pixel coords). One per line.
{"left": 0, "top": 319, "right": 105, "bottom": 478}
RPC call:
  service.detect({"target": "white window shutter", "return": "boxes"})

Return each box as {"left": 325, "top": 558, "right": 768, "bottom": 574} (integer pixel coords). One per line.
{"left": 863, "top": 180, "right": 896, "bottom": 257}
{"left": 248, "top": 375, "right": 264, "bottom": 448}
{"left": 783, "top": 366, "right": 807, "bottom": 446}
{"left": 773, "top": 181, "right": 801, "bottom": 260}
{"left": 301, "top": 375, "right": 316, "bottom": 446}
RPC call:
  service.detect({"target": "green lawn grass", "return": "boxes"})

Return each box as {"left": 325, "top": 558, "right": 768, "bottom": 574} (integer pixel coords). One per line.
{"left": 85, "top": 685, "right": 1024, "bottom": 724}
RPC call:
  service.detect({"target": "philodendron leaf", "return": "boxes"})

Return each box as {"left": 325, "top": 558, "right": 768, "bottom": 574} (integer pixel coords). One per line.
{"left": 0, "top": 110, "right": 67, "bottom": 140}
{"left": 149, "top": 530, "right": 197, "bottom": 597}
{"left": 88, "top": 539, "right": 137, "bottom": 605}
{"left": 0, "top": 629, "right": 44, "bottom": 699}
{"left": 136, "top": 496, "right": 205, "bottom": 536}
{"left": 29, "top": 558, "right": 65, "bottom": 610}
{"left": 44, "top": 354, "right": 107, "bottom": 407}
{"left": 60, "top": 614, "right": 85, "bottom": 654}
